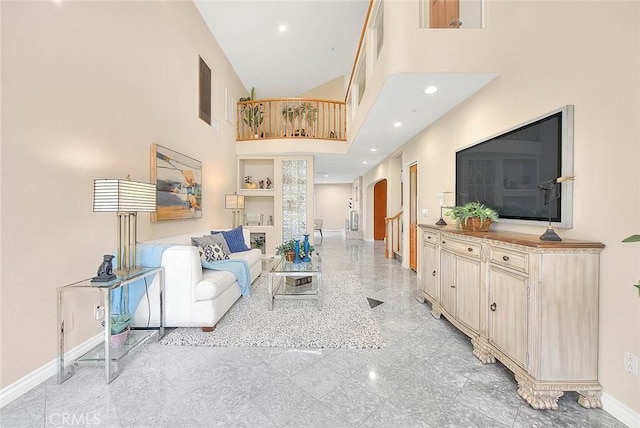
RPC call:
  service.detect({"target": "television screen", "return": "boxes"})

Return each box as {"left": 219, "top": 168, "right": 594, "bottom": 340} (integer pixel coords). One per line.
{"left": 456, "top": 110, "right": 569, "bottom": 223}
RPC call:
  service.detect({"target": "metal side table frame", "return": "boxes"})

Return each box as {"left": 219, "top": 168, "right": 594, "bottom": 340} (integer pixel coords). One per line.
{"left": 57, "top": 267, "right": 164, "bottom": 384}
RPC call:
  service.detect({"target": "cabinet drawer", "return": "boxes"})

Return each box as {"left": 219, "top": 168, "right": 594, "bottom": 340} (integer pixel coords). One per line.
{"left": 490, "top": 247, "right": 528, "bottom": 274}
{"left": 423, "top": 230, "right": 438, "bottom": 244}
{"left": 441, "top": 236, "right": 481, "bottom": 258}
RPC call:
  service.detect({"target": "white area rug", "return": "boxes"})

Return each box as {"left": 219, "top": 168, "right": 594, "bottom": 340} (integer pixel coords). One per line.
{"left": 160, "top": 271, "right": 386, "bottom": 349}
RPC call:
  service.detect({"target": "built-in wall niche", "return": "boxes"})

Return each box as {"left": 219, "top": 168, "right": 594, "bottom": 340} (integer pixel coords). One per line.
{"left": 238, "top": 158, "right": 274, "bottom": 190}
{"left": 243, "top": 196, "right": 273, "bottom": 226}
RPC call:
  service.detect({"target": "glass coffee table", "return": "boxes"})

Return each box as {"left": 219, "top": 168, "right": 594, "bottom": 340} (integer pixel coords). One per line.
{"left": 268, "top": 259, "right": 322, "bottom": 310}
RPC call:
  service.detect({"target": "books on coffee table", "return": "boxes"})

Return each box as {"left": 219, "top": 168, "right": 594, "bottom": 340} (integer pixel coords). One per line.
{"left": 285, "top": 276, "right": 312, "bottom": 287}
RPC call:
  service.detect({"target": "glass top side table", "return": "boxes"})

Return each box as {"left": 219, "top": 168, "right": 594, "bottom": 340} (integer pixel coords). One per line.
{"left": 57, "top": 267, "right": 164, "bottom": 384}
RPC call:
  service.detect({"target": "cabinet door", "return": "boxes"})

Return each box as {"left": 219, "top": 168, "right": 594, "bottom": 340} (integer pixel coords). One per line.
{"left": 455, "top": 256, "right": 481, "bottom": 332}
{"left": 488, "top": 266, "right": 528, "bottom": 368}
{"left": 422, "top": 243, "right": 438, "bottom": 299}
{"left": 440, "top": 251, "right": 456, "bottom": 315}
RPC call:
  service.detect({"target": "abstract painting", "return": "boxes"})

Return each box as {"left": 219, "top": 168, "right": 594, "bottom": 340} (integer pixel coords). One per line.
{"left": 151, "top": 144, "right": 202, "bottom": 222}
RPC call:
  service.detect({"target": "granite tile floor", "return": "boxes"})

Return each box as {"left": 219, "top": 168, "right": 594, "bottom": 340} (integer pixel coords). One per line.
{"left": 1, "top": 232, "right": 626, "bottom": 427}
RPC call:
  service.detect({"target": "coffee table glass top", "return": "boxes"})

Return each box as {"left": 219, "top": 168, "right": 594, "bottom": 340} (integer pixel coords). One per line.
{"left": 271, "top": 260, "right": 320, "bottom": 274}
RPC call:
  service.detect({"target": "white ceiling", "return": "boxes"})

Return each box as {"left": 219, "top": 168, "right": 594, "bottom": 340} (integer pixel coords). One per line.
{"left": 194, "top": 1, "right": 498, "bottom": 184}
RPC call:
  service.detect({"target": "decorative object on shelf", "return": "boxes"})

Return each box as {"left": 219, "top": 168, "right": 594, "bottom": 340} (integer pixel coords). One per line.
{"left": 151, "top": 144, "right": 202, "bottom": 222}
{"left": 294, "top": 239, "right": 301, "bottom": 263}
{"left": 266, "top": 177, "right": 273, "bottom": 189}
{"left": 244, "top": 175, "right": 258, "bottom": 189}
{"left": 436, "top": 191, "right": 454, "bottom": 225}
{"left": 622, "top": 234, "right": 640, "bottom": 297}
{"left": 302, "top": 234, "right": 312, "bottom": 262}
{"left": 244, "top": 212, "right": 263, "bottom": 226}
{"left": 91, "top": 255, "right": 116, "bottom": 283}
{"left": 225, "top": 193, "right": 245, "bottom": 228}
{"left": 93, "top": 177, "right": 157, "bottom": 274}
{"left": 259, "top": 180, "right": 264, "bottom": 189}
{"left": 445, "top": 201, "right": 499, "bottom": 232}
{"left": 537, "top": 176, "right": 574, "bottom": 241}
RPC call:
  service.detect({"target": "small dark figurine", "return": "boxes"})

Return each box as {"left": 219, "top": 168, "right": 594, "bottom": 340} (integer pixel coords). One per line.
{"left": 266, "top": 177, "right": 273, "bottom": 189}
{"left": 91, "top": 255, "right": 116, "bottom": 282}
{"left": 259, "top": 180, "right": 265, "bottom": 189}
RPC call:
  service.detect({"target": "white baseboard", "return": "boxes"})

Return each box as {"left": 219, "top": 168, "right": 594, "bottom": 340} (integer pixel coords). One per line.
{"left": 0, "top": 333, "right": 102, "bottom": 409}
{"left": 602, "top": 392, "right": 640, "bottom": 428}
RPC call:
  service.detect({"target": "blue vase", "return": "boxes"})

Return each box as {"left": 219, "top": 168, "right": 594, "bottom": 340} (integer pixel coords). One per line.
{"left": 302, "top": 234, "right": 311, "bottom": 262}
{"left": 293, "top": 239, "right": 301, "bottom": 263}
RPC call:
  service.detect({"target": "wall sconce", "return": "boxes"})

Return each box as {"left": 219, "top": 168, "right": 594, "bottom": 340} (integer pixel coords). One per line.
{"left": 93, "top": 178, "right": 157, "bottom": 274}
{"left": 225, "top": 193, "right": 245, "bottom": 228}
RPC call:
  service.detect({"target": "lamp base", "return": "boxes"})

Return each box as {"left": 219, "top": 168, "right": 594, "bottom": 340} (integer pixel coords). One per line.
{"left": 540, "top": 226, "right": 562, "bottom": 241}
{"left": 435, "top": 218, "right": 447, "bottom": 226}
{"left": 113, "top": 267, "right": 143, "bottom": 276}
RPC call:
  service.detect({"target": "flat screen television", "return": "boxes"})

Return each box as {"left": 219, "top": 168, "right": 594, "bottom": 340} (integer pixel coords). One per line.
{"left": 456, "top": 105, "right": 574, "bottom": 228}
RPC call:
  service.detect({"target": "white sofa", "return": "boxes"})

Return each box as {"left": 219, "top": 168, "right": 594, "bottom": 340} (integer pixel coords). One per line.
{"left": 132, "top": 228, "right": 262, "bottom": 329}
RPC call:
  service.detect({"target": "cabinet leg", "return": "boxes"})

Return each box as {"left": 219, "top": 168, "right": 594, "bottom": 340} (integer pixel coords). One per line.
{"left": 577, "top": 390, "right": 602, "bottom": 408}
{"left": 430, "top": 302, "right": 442, "bottom": 319}
{"left": 515, "top": 374, "right": 563, "bottom": 410}
{"left": 471, "top": 337, "right": 496, "bottom": 364}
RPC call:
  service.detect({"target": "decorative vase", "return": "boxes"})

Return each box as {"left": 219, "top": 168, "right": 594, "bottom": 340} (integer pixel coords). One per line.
{"left": 110, "top": 327, "right": 130, "bottom": 348}
{"left": 293, "top": 239, "right": 301, "bottom": 263}
{"left": 302, "top": 234, "right": 311, "bottom": 262}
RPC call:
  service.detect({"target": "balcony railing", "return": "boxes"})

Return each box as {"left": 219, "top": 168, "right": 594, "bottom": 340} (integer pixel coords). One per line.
{"left": 236, "top": 98, "right": 347, "bottom": 142}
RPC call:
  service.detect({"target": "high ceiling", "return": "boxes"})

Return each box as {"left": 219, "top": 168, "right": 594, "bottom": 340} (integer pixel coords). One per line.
{"left": 195, "top": 1, "right": 498, "bottom": 184}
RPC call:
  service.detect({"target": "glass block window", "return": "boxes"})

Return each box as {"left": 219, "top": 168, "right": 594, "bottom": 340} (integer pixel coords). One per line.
{"left": 282, "top": 159, "right": 307, "bottom": 242}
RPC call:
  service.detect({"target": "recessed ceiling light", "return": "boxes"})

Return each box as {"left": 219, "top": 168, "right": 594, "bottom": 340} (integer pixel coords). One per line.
{"left": 324, "top": 174, "right": 329, "bottom": 178}
{"left": 425, "top": 86, "right": 438, "bottom": 94}
{"left": 279, "top": 24, "right": 287, "bottom": 32}
{"left": 393, "top": 122, "right": 402, "bottom": 127}
{"left": 370, "top": 146, "right": 377, "bottom": 152}
{"left": 362, "top": 161, "right": 368, "bottom": 164}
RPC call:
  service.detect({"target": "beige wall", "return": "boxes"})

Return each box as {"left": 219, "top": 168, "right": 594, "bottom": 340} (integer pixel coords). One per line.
{"left": 296, "top": 76, "right": 346, "bottom": 100}
{"left": 314, "top": 183, "right": 352, "bottom": 230}
{"left": 0, "top": 1, "right": 244, "bottom": 388}
{"left": 361, "top": 0, "right": 640, "bottom": 414}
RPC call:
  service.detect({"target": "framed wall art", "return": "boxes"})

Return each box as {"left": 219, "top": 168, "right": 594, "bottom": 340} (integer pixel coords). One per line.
{"left": 151, "top": 144, "right": 202, "bottom": 222}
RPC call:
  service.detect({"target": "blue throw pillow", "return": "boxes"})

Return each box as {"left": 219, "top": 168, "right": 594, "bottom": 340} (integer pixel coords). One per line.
{"left": 211, "top": 226, "right": 250, "bottom": 253}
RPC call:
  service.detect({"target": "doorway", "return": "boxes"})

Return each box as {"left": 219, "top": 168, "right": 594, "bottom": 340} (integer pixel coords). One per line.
{"left": 373, "top": 179, "right": 387, "bottom": 241}
{"left": 409, "top": 164, "right": 418, "bottom": 271}
{"left": 430, "top": 0, "right": 461, "bottom": 28}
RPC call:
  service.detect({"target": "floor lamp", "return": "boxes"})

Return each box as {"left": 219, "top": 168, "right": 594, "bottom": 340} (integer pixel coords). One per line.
{"left": 93, "top": 178, "right": 157, "bottom": 275}
{"left": 225, "top": 193, "right": 245, "bottom": 228}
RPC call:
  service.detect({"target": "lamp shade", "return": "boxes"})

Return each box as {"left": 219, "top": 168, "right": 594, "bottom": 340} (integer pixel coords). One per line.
{"left": 225, "top": 194, "right": 245, "bottom": 210}
{"left": 94, "top": 179, "right": 157, "bottom": 212}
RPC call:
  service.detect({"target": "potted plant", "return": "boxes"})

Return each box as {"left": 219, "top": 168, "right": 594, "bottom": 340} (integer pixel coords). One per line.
{"left": 281, "top": 102, "right": 318, "bottom": 137}
{"left": 104, "top": 313, "right": 131, "bottom": 348}
{"left": 251, "top": 236, "right": 265, "bottom": 254}
{"left": 275, "top": 239, "right": 296, "bottom": 261}
{"left": 239, "top": 87, "right": 265, "bottom": 138}
{"left": 622, "top": 235, "right": 640, "bottom": 297}
{"left": 446, "top": 201, "right": 499, "bottom": 232}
